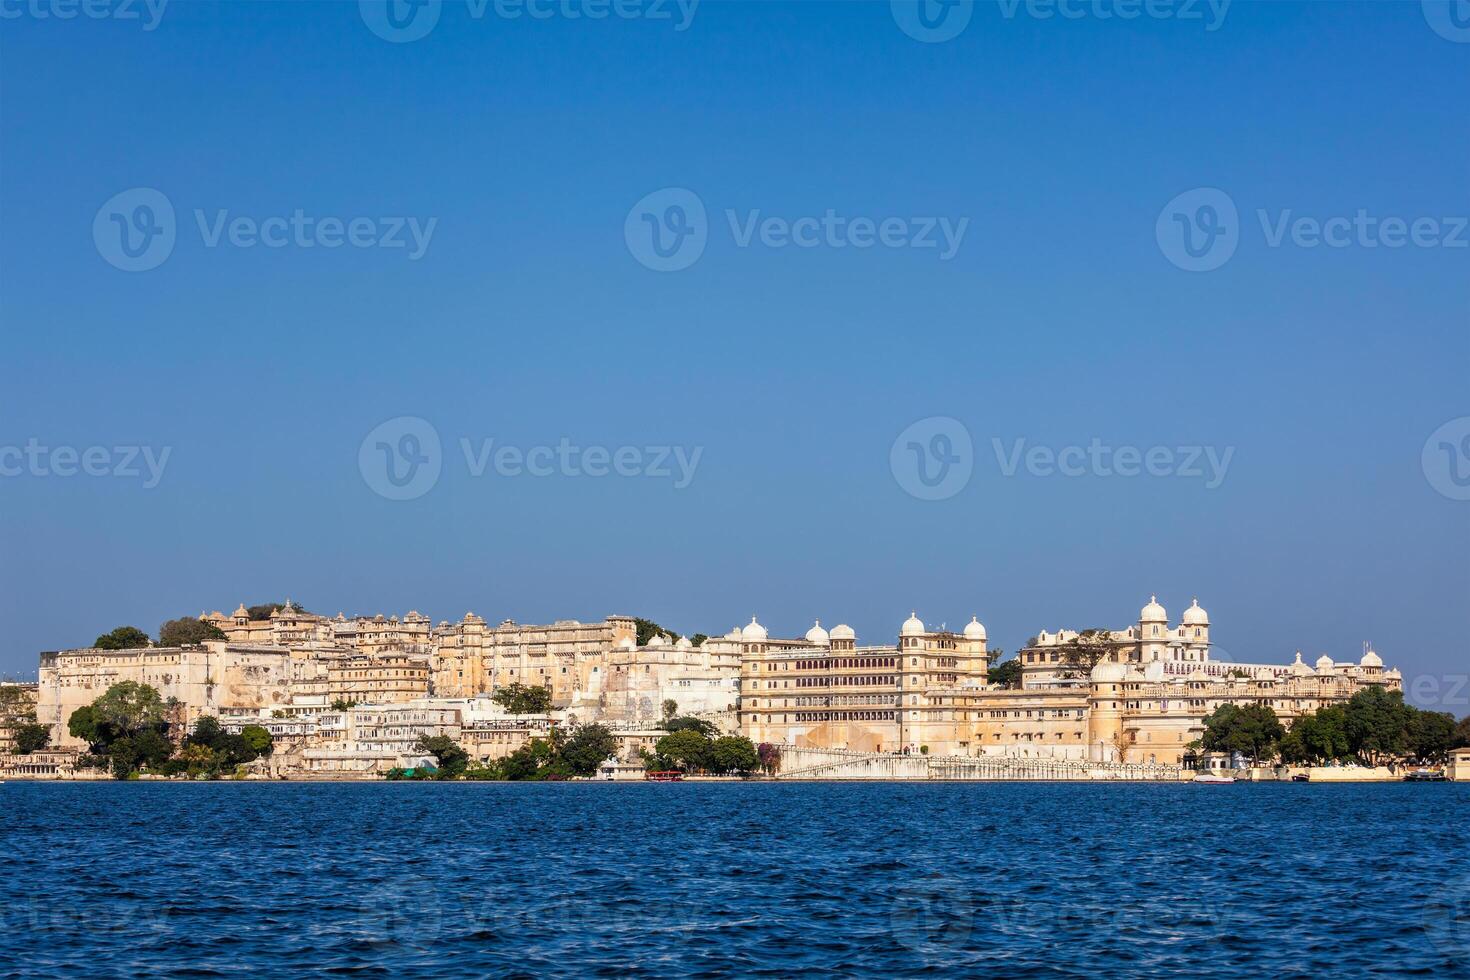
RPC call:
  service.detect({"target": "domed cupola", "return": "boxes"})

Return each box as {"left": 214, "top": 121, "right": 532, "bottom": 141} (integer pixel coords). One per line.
{"left": 741, "top": 617, "right": 768, "bottom": 642}
{"left": 805, "top": 621, "right": 830, "bottom": 646}
{"left": 963, "top": 617, "right": 987, "bottom": 641}
{"left": 829, "top": 623, "right": 855, "bottom": 641}
{"left": 1360, "top": 647, "right": 1382, "bottom": 669}
{"left": 1182, "top": 598, "right": 1209, "bottom": 626}
{"left": 1140, "top": 595, "right": 1167, "bottom": 624}
{"left": 901, "top": 612, "right": 926, "bottom": 637}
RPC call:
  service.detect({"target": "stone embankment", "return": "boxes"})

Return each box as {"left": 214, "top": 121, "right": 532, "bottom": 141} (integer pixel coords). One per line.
{"left": 771, "top": 745, "right": 1186, "bottom": 781}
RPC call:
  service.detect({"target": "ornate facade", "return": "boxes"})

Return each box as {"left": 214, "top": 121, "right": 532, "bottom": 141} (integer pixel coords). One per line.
{"left": 737, "top": 597, "right": 1403, "bottom": 765}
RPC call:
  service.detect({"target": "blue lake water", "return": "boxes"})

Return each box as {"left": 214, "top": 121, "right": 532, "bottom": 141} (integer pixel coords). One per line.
{"left": 2, "top": 781, "right": 1467, "bottom": 978}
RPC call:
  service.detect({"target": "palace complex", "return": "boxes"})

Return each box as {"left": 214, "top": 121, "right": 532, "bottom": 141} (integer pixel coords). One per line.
{"left": 18, "top": 595, "right": 1402, "bottom": 776}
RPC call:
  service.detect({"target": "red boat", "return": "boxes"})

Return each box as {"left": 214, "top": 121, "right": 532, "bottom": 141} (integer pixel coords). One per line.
{"left": 645, "top": 770, "right": 684, "bottom": 782}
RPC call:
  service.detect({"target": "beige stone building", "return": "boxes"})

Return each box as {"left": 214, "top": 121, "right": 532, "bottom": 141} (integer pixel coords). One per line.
{"left": 289, "top": 652, "right": 431, "bottom": 705}
{"left": 38, "top": 643, "right": 292, "bottom": 748}
{"left": 740, "top": 614, "right": 992, "bottom": 754}
{"left": 0, "top": 682, "right": 40, "bottom": 753}
{"left": 569, "top": 630, "right": 740, "bottom": 728}
{"left": 430, "top": 614, "right": 637, "bottom": 705}
{"left": 739, "top": 598, "right": 1404, "bottom": 766}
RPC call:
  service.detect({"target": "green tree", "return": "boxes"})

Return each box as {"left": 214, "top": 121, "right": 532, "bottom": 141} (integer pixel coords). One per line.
{"left": 689, "top": 634, "right": 709, "bottom": 647}
{"left": 330, "top": 699, "right": 360, "bottom": 712}
{"left": 1280, "top": 706, "right": 1350, "bottom": 765}
{"left": 13, "top": 722, "right": 50, "bottom": 754}
{"left": 1343, "top": 686, "right": 1415, "bottom": 766}
{"left": 662, "top": 716, "right": 718, "bottom": 738}
{"left": 662, "top": 699, "right": 679, "bottom": 722}
{"left": 68, "top": 705, "right": 106, "bottom": 751}
{"left": 247, "top": 602, "right": 299, "bottom": 620}
{"left": 1056, "top": 629, "right": 1116, "bottom": 680}
{"left": 561, "top": 724, "right": 617, "bottom": 776}
{"left": 94, "top": 626, "right": 151, "bottom": 650}
{"left": 709, "top": 736, "right": 760, "bottom": 775}
{"left": 634, "top": 618, "right": 680, "bottom": 646}
{"left": 1200, "top": 703, "right": 1285, "bottom": 765}
{"left": 185, "top": 715, "right": 226, "bottom": 749}
{"left": 1407, "top": 709, "right": 1458, "bottom": 763}
{"left": 92, "top": 682, "right": 166, "bottom": 737}
{"left": 416, "top": 734, "right": 469, "bottom": 778}
{"left": 654, "top": 730, "right": 712, "bottom": 772}
{"left": 159, "top": 617, "right": 227, "bottom": 647}
{"left": 490, "top": 683, "right": 553, "bottom": 715}
{"left": 988, "top": 654, "right": 1022, "bottom": 688}
{"left": 1456, "top": 715, "right": 1470, "bottom": 749}
{"left": 241, "top": 725, "right": 274, "bottom": 758}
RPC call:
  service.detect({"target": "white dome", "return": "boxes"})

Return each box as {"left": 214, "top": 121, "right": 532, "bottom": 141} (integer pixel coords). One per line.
{"left": 1140, "top": 595, "right": 1167, "bottom": 623}
{"left": 741, "top": 617, "right": 768, "bottom": 642}
{"left": 1315, "top": 655, "right": 1335, "bottom": 672}
{"left": 901, "top": 611, "right": 925, "bottom": 636}
{"left": 963, "top": 616, "right": 987, "bottom": 641}
{"left": 1360, "top": 648, "right": 1382, "bottom": 668}
{"left": 829, "top": 623, "right": 855, "bottom": 641}
{"left": 1182, "top": 598, "right": 1209, "bottom": 626}
{"left": 617, "top": 636, "right": 636, "bottom": 651}
{"left": 675, "top": 636, "right": 692, "bottom": 650}
{"left": 1091, "top": 661, "right": 1126, "bottom": 683}
{"left": 804, "top": 620, "right": 830, "bottom": 645}
{"left": 1289, "top": 652, "right": 1311, "bottom": 676}
{"left": 648, "top": 633, "right": 667, "bottom": 648}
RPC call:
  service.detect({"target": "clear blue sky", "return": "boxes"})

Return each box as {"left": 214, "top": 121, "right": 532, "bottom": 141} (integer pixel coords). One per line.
{"left": 1, "top": 2, "right": 1466, "bottom": 710}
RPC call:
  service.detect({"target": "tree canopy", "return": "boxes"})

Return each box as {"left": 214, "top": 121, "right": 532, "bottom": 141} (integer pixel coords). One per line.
{"left": 1279, "top": 705, "right": 1350, "bottom": 765}
{"left": 490, "top": 683, "right": 553, "bottom": 715}
{"left": 416, "top": 734, "right": 469, "bottom": 778}
{"left": 987, "top": 654, "right": 1021, "bottom": 689}
{"left": 13, "top": 722, "right": 50, "bottom": 754}
{"left": 159, "top": 618, "right": 227, "bottom": 647}
{"left": 92, "top": 681, "right": 166, "bottom": 737}
{"left": 246, "top": 602, "right": 311, "bottom": 620}
{"left": 1200, "top": 703, "right": 1285, "bottom": 764}
{"left": 634, "top": 618, "right": 680, "bottom": 646}
{"left": 560, "top": 724, "right": 617, "bottom": 776}
{"left": 1056, "top": 629, "right": 1115, "bottom": 680}
{"left": 93, "top": 626, "right": 151, "bottom": 650}
{"left": 1343, "top": 686, "right": 1415, "bottom": 766}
